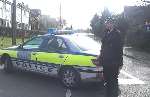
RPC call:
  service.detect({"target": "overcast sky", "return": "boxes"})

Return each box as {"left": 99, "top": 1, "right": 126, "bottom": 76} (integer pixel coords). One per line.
{"left": 20, "top": 0, "right": 138, "bottom": 29}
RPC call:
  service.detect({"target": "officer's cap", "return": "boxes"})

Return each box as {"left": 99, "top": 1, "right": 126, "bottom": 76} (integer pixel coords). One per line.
{"left": 105, "top": 17, "right": 115, "bottom": 24}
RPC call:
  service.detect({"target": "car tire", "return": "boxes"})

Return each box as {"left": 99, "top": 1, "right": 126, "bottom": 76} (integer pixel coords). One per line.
{"left": 2, "top": 56, "right": 13, "bottom": 73}
{"left": 59, "top": 67, "right": 81, "bottom": 88}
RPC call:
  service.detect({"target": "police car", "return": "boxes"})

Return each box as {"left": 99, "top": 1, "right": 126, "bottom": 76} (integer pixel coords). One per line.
{"left": 0, "top": 33, "right": 103, "bottom": 88}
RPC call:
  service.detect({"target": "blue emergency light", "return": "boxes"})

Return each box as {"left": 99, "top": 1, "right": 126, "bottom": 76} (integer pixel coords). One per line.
{"left": 47, "top": 28, "right": 57, "bottom": 34}
{"left": 47, "top": 28, "right": 75, "bottom": 35}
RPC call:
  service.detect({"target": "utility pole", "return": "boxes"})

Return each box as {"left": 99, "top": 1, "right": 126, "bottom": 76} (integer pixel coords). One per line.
{"left": 11, "top": 0, "right": 16, "bottom": 45}
{"left": 19, "top": 2, "right": 24, "bottom": 43}
{"left": 21, "top": 3, "right": 23, "bottom": 43}
{"left": 59, "top": 3, "right": 62, "bottom": 29}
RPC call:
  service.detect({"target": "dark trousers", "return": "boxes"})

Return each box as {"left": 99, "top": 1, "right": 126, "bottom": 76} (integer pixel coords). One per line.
{"left": 103, "top": 65, "right": 119, "bottom": 97}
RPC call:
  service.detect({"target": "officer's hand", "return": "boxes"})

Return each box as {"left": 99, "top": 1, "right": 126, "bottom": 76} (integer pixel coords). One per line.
{"left": 92, "top": 59, "right": 99, "bottom": 66}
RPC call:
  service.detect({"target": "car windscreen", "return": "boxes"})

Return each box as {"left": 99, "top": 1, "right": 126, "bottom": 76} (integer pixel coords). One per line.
{"left": 69, "top": 36, "right": 101, "bottom": 51}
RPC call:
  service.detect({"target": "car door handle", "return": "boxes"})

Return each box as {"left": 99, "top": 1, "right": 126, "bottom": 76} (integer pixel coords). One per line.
{"left": 59, "top": 55, "right": 64, "bottom": 58}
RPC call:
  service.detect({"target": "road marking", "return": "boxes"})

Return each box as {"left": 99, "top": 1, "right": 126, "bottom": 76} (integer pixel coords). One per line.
{"left": 66, "top": 89, "right": 72, "bottom": 97}
{"left": 0, "top": 64, "right": 4, "bottom": 70}
{"left": 118, "top": 79, "right": 145, "bottom": 85}
{"left": 119, "top": 70, "right": 145, "bottom": 85}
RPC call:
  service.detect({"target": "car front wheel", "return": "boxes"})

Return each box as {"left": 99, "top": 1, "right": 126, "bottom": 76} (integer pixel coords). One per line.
{"left": 60, "top": 67, "right": 81, "bottom": 88}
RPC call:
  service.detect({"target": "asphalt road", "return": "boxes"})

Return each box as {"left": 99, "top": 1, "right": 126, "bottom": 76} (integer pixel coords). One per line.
{"left": 0, "top": 56, "right": 149, "bottom": 97}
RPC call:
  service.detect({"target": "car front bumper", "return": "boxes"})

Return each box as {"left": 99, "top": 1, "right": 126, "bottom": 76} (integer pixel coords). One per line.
{"left": 74, "top": 66, "right": 104, "bottom": 82}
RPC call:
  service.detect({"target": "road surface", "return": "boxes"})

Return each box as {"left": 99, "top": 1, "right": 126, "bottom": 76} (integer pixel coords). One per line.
{"left": 0, "top": 56, "right": 149, "bottom": 97}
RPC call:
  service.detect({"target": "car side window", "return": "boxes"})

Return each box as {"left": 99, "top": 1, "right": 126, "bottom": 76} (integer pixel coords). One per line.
{"left": 47, "top": 38, "right": 68, "bottom": 53}
{"left": 22, "top": 37, "right": 44, "bottom": 50}
{"left": 57, "top": 38, "right": 68, "bottom": 51}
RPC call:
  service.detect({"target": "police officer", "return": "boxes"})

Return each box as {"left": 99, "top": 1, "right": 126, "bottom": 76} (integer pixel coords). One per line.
{"left": 97, "top": 18, "right": 123, "bottom": 97}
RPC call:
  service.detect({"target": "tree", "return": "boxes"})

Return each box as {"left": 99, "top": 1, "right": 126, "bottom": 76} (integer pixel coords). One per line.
{"left": 91, "top": 4, "right": 150, "bottom": 51}
{"left": 90, "top": 14, "right": 100, "bottom": 34}
{"left": 91, "top": 8, "right": 129, "bottom": 41}
{"left": 101, "top": 7, "right": 111, "bottom": 19}
{"left": 113, "top": 14, "right": 129, "bottom": 40}
{"left": 124, "top": 5, "right": 150, "bottom": 49}
{"left": 90, "top": 8, "right": 112, "bottom": 38}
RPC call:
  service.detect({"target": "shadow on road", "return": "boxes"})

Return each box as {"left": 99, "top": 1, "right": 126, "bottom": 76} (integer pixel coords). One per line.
{"left": 0, "top": 70, "right": 105, "bottom": 97}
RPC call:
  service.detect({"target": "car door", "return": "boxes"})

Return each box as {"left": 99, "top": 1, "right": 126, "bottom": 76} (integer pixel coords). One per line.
{"left": 34, "top": 37, "right": 69, "bottom": 75}
{"left": 16, "top": 36, "right": 45, "bottom": 70}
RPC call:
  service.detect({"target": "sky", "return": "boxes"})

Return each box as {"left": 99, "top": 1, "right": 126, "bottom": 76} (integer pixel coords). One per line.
{"left": 20, "top": 0, "right": 138, "bottom": 29}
